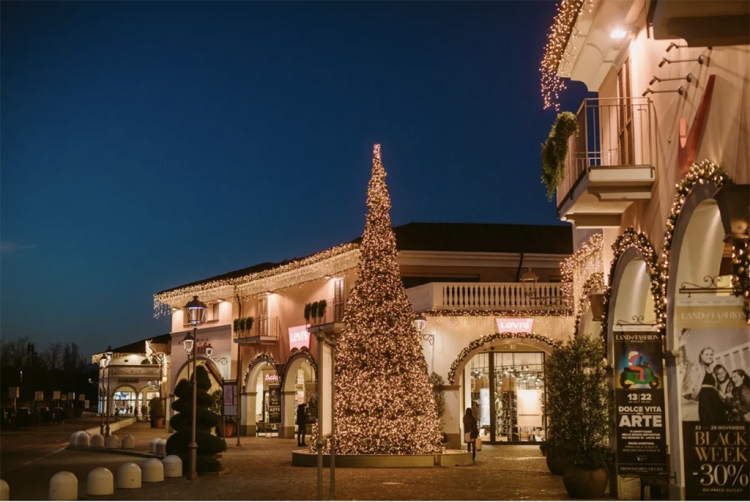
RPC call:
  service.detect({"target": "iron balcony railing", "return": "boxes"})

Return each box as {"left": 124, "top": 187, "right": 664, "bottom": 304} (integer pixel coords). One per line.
{"left": 556, "top": 97, "right": 654, "bottom": 209}
{"left": 233, "top": 316, "right": 281, "bottom": 341}
{"left": 405, "top": 282, "right": 569, "bottom": 312}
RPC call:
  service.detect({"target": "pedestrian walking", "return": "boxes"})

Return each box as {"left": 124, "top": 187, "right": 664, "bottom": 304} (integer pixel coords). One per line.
{"left": 463, "top": 407, "right": 479, "bottom": 461}
{"left": 296, "top": 403, "right": 307, "bottom": 447}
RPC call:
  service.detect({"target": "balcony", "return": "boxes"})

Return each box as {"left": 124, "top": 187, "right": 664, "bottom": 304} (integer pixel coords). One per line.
{"left": 406, "top": 282, "right": 569, "bottom": 313}
{"left": 556, "top": 98, "right": 655, "bottom": 228}
{"left": 234, "top": 316, "right": 281, "bottom": 345}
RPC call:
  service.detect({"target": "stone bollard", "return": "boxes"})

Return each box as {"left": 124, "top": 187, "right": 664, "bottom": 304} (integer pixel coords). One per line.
{"left": 121, "top": 435, "right": 135, "bottom": 449}
{"left": 86, "top": 468, "right": 113, "bottom": 496}
{"left": 0, "top": 479, "right": 9, "bottom": 501}
{"left": 149, "top": 438, "right": 161, "bottom": 454}
{"left": 105, "top": 434, "right": 120, "bottom": 449}
{"left": 155, "top": 439, "right": 167, "bottom": 456}
{"left": 162, "top": 455, "right": 182, "bottom": 478}
{"left": 49, "top": 471, "right": 78, "bottom": 501}
{"left": 69, "top": 432, "right": 80, "bottom": 447}
{"left": 76, "top": 432, "right": 90, "bottom": 447}
{"left": 116, "top": 463, "right": 142, "bottom": 489}
{"left": 90, "top": 434, "right": 105, "bottom": 448}
{"left": 142, "top": 459, "right": 164, "bottom": 483}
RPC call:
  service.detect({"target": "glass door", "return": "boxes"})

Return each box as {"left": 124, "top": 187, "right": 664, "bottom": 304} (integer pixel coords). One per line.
{"left": 492, "top": 352, "right": 546, "bottom": 443}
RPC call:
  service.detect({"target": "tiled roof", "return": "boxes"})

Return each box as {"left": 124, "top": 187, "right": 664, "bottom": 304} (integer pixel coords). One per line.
{"left": 103, "top": 333, "right": 171, "bottom": 355}
{"left": 158, "top": 222, "right": 572, "bottom": 293}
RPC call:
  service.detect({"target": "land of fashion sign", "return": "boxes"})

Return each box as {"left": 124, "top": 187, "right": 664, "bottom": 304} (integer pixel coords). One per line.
{"left": 613, "top": 329, "right": 668, "bottom": 475}
{"left": 677, "top": 304, "right": 749, "bottom": 500}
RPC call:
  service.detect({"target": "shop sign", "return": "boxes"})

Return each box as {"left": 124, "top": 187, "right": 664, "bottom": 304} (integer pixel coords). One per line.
{"left": 118, "top": 378, "right": 139, "bottom": 384}
{"left": 268, "top": 385, "right": 281, "bottom": 424}
{"left": 288, "top": 325, "right": 311, "bottom": 351}
{"left": 223, "top": 381, "right": 238, "bottom": 417}
{"left": 613, "top": 331, "right": 668, "bottom": 475}
{"left": 264, "top": 374, "right": 279, "bottom": 382}
{"left": 677, "top": 305, "right": 749, "bottom": 500}
{"left": 495, "top": 318, "right": 534, "bottom": 334}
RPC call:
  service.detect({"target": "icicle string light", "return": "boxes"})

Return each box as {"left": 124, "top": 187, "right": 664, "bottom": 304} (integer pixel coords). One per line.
{"left": 313, "top": 144, "right": 443, "bottom": 455}
{"left": 540, "top": 0, "right": 587, "bottom": 110}
{"left": 573, "top": 272, "right": 604, "bottom": 336}
{"left": 561, "top": 232, "right": 604, "bottom": 317}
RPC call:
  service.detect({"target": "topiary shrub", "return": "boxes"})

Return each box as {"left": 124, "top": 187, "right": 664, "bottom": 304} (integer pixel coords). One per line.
{"left": 541, "top": 111, "right": 579, "bottom": 201}
{"left": 149, "top": 396, "right": 165, "bottom": 427}
{"left": 166, "top": 365, "right": 226, "bottom": 473}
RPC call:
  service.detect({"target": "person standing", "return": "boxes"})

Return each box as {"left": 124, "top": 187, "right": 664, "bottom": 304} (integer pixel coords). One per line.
{"left": 296, "top": 403, "right": 307, "bottom": 447}
{"left": 463, "top": 407, "right": 479, "bottom": 461}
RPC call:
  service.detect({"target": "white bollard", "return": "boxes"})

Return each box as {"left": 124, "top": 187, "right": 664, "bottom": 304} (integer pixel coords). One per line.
{"left": 162, "top": 455, "right": 182, "bottom": 478}
{"left": 76, "top": 432, "right": 90, "bottom": 447}
{"left": 116, "top": 463, "right": 142, "bottom": 489}
{"left": 155, "top": 439, "right": 167, "bottom": 456}
{"left": 105, "top": 434, "right": 120, "bottom": 449}
{"left": 142, "top": 459, "right": 164, "bottom": 483}
{"left": 49, "top": 471, "right": 78, "bottom": 501}
{"left": 69, "top": 432, "right": 80, "bottom": 447}
{"left": 90, "top": 434, "right": 105, "bottom": 448}
{"left": 86, "top": 468, "right": 113, "bottom": 496}
{"left": 149, "top": 438, "right": 161, "bottom": 454}
{"left": 0, "top": 479, "right": 9, "bottom": 501}
{"left": 121, "top": 435, "right": 135, "bottom": 449}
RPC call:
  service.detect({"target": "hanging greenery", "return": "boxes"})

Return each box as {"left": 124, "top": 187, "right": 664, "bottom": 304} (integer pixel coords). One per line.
{"left": 541, "top": 112, "right": 578, "bottom": 201}
{"left": 429, "top": 372, "right": 446, "bottom": 419}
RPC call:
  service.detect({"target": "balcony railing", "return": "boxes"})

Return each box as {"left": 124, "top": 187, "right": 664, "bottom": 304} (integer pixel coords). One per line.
{"left": 234, "top": 316, "right": 281, "bottom": 344}
{"left": 405, "top": 282, "right": 569, "bottom": 312}
{"left": 557, "top": 97, "right": 654, "bottom": 209}
{"left": 306, "top": 298, "right": 343, "bottom": 326}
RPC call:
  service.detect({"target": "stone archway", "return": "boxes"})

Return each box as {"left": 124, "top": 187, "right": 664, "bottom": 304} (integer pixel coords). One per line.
{"left": 241, "top": 353, "right": 279, "bottom": 436}
{"left": 280, "top": 348, "right": 317, "bottom": 439}
{"left": 111, "top": 384, "right": 138, "bottom": 417}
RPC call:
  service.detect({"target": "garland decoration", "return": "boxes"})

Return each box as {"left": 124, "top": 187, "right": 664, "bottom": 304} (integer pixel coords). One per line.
{"left": 281, "top": 347, "right": 318, "bottom": 389}
{"left": 731, "top": 234, "right": 750, "bottom": 322}
{"left": 242, "top": 352, "right": 277, "bottom": 391}
{"left": 447, "top": 332, "right": 563, "bottom": 385}
{"left": 541, "top": 111, "right": 579, "bottom": 200}
{"left": 540, "top": 0, "right": 587, "bottom": 110}
{"left": 421, "top": 308, "right": 571, "bottom": 317}
{"left": 574, "top": 272, "right": 604, "bottom": 336}
{"left": 601, "top": 229, "right": 664, "bottom": 343}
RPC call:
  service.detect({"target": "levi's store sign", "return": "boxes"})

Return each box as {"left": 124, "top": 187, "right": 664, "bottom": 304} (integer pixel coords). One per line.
{"left": 495, "top": 318, "right": 534, "bottom": 333}
{"left": 288, "top": 325, "right": 311, "bottom": 350}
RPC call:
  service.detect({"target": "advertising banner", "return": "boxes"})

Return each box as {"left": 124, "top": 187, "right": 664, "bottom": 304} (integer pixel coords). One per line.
{"left": 268, "top": 385, "right": 281, "bottom": 424}
{"left": 677, "top": 304, "right": 749, "bottom": 500}
{"left": 223, "top": 381, "right": 238, "bottom": 417}
{"left": 613, "top": 330, "right": 668, "bottom": 475}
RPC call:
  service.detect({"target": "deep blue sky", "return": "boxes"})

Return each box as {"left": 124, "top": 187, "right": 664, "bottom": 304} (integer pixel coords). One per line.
{"left": 1, "top": 1, "right": 590, "bottom": 355}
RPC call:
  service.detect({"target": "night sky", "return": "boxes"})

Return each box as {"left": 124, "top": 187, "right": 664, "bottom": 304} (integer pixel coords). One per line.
{"left": 1, "top": 1, "right": 590, "bottom": 355}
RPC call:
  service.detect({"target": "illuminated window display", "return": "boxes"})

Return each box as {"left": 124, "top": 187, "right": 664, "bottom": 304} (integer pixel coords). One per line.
{"left": 467, "top": 351, "right": 546, "bottom": 444}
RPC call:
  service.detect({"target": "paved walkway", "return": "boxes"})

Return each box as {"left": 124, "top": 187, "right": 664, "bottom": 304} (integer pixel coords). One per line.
{"left": 4, "top": 421, "right": 613, "bottom": 500}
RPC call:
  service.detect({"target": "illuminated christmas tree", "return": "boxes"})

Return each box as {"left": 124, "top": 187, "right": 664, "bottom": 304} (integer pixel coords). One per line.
{"left": 332, "top": 144, "right": 443, "bottom": 455}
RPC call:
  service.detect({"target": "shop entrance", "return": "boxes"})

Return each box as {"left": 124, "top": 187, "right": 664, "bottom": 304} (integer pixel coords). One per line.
{"left": 465, "top": 351, "right": 546, "bottom": 444}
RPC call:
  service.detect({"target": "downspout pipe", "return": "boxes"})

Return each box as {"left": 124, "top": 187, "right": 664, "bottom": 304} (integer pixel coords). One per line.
{"left": 515, "top": 252, "right": 525, "bottom": 282}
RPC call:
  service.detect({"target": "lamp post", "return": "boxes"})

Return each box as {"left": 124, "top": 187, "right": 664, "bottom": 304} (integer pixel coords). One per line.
{"left": 184, "top": 295, "right": 206, "bottom": 481}
{"left": 104, "top": 346, "right": 113, "bottom": 437}
{"left": 414, "top": 313, "right": 434, "bottom": 345}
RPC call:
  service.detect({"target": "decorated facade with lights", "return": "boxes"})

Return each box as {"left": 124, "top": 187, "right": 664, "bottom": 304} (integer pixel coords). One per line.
{"left": 538, "top": 1, "right": 749, "bottom": 498}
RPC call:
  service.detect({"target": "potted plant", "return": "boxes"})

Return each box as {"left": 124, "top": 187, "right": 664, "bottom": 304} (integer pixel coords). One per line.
{"left": 316, "top": 299, "right": 327, "bottom": 324}
{"left": 244, "top": 316, "right": 254, "bottom": 334}
{"left": 149, "top": 397, "right": 165, "bottom": 428}
{"left": 304, "top": 303, "right": 312, "bottom": 324}
{"left": 546, "top": 335, "right": 612, "bottom": 497}
{"left": 233, "top": 318, "right": 240, "bottom": 334}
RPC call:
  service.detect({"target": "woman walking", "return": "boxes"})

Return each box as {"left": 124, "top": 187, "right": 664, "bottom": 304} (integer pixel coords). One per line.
{"left": 463, "top": 408, "right": 479, "bottom": 461}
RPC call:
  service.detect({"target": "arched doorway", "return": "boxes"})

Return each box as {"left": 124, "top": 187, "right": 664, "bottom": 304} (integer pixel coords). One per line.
{"left": 111, "top": 385, "right": 137, "bottom": 417}
{"left": 664, "top": 169, "right": 749, "bottom": 499}
{"left": 242, "top": 353, "right": 280, "bottom": 436}
{"left": 281, "top": 349, "right": 317, "bottom": 439}
{"left": 449, "top": 333, "right": 562, "bottom": 446}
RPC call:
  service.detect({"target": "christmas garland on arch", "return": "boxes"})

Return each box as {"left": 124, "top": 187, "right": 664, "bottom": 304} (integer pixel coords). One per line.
{"left": 601, "top": 229, "right": 665, "bottom": 344}
{"left": 280, "top": 347, "right": 318, "bottom": 389}
{"left": 574, "top": 272, "right": 604, "bottom": 336}
{"left": 241, "top": 352, "right": 277, "bottom": 391}
{"left": 447, "top": 332, "right": 563, "bottom": 385}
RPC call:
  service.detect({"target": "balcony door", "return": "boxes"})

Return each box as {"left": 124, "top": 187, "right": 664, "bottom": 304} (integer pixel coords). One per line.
{"left": 258, "top": 296, "right": 269, "bottom": 337}
{"left": 617, "top": 57, "right": 635, "bottom": 166}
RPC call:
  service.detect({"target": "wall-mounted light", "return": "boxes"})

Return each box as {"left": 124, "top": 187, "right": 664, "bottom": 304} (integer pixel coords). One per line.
{"left": 659, "top": 54, "right": 705, "bottom": 68}
{"left": 171, "top": 308, "right": 178, "bottom": 313}
{"left": 324, "top": 275, "right": 332, "bottom": 280}
{"left": 610, "top": 28, "right": 627, "bottom": 39}
{"left": 642, "top": 86, "right": 685, "bottom": 97}
{"left": 649, "top": 73, "right": 694, "bottom": 86}
{"left": 217, "top": 299, "right": 224, "bottom": 303}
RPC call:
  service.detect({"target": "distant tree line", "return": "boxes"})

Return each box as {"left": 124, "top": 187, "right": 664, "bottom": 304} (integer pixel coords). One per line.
{"left": 0, "top": 336, "right": 96, "bottom": 408}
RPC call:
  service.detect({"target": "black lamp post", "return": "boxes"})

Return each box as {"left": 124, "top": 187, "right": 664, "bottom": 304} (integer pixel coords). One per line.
{"left": 184, "top": 295, "right": 206, "bottom": 481}
{"left": 104, "top": 346, "right": 113, "bottom": 437}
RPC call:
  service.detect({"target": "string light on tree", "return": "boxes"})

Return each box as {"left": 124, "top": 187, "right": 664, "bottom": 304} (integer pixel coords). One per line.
{"left": 316, "top": 144, "right": 443, "bottom": 455}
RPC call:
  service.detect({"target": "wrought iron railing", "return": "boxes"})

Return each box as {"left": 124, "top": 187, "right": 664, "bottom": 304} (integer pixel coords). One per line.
{"left": 556, "top": 97, "right": 654, "bottom": 209}
{"left": 233, "top": 316, "right": 281, "bottom": 341}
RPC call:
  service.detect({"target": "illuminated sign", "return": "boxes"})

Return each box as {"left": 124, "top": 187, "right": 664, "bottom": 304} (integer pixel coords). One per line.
{"left": 495, "top": 318, "right": 534, "bottom": 334}
{"left": 264, "top": 374, "right": 278, "bottom": 382}
{"left": 288, "top": 325, "right": 311, "bottom": 350}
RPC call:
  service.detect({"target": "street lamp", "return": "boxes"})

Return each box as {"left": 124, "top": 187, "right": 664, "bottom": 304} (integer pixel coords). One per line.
{"left": 205, "top": 346, "right": 228, "bottom": 366}
{"left": 413, "top": 313, "right": 434, "bottom": 345}
{"left": 104, "top": 346, "right": 113, "bottom": 437}
{"left": 184, "top": 295, "right": 206, "bottom": 481}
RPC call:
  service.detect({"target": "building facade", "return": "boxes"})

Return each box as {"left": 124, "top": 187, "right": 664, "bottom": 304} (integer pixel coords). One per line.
{"left": 540, "top": 0, "right": 749, "bottom": 499}
{"left": 154, "top": 222, "right": 574, "bottom": 448}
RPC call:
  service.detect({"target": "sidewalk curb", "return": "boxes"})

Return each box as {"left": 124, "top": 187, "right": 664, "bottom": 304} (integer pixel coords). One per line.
{"left": 67, "top": 445, "right": 163, "bottom": 459}
{"left": 80, "top": 417, "right": 136, "bottom": 437}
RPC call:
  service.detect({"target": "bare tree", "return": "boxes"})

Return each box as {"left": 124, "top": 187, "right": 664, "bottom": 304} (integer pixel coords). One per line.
{"left": 44, "top": 342, "right": 63, "bottom": 371}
